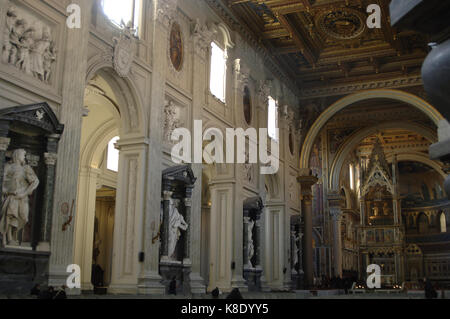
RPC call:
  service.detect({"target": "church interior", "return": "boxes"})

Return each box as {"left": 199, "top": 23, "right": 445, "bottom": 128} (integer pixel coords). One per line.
{"left": 0, "top": 0, "right": 449, "bottom": 298}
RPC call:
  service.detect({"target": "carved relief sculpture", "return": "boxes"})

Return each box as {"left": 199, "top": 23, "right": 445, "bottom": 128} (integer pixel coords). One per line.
{"left": 0, "top": 149, "right": 39, "bottom": 246}
{"left": 168, "top": 198, "right": 188, "bottom": 260}
{"left": 2, "top": 6, "right": 57, "bottom": 83}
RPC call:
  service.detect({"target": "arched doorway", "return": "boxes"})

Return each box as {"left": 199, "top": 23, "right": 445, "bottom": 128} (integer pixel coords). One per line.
{"left": 73, "top": 67, "right": 147, "bottom": 293}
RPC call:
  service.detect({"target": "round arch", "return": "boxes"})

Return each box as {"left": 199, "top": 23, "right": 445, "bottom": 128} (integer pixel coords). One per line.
{"left": 329, "top": 121, "right": 440, "bottom": 190}
{"left": 300, "top": 89, "right": 444, "bottom": 169}
{"left": 86, "top": 56, "right": 146, "bottom": 136}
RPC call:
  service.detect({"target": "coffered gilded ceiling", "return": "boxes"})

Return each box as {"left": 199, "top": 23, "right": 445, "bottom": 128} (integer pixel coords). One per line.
{"left": 215, "top": 0, "right": 429, "bottom": 95}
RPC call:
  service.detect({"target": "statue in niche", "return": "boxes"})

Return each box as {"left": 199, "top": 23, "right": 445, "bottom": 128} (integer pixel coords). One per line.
{"left": 0, "top": 149, "right": 39, "bottom": 246}
{"left": 247, "top": 220, "right": 255, "bottom": 267}
{"left": 372, "top": 203, "right": 380, "bottom": 217}
{"left": 168, "top": 198, "right": 188, "bottom": 260}
{"left": 383, "top": 202, "right": 392, "bottom": 216}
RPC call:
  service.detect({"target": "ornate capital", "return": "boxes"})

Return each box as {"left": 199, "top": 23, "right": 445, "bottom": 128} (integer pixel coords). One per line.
{"left": 298, "top": 174, "right": 318, "bottom": 202}
{"left": 156, "top": 0, "right": 178, "bottom": 29}
{"left": 44, "top": 152, "right": 58, "bottom": 166}
{"left": 0, "top": 137, "right": 11, "bottom": 151}
{"left": 191, "top": 20, "right": 215, "bottom": 57}
{"left": 184, "top": 198, "right": 192, "bottom": 207}
{"left": 330, "top": 207, "right": 343, "bottom": 222}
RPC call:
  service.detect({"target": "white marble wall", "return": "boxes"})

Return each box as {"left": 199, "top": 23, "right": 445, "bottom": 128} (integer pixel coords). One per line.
{"left": 0, "top": 0, "right": 303, "bottom": 294}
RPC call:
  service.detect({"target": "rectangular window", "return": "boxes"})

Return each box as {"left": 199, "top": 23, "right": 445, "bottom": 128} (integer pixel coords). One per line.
{"left": 102, "top": 0, "right": 142, "bottom": 34}
{"left": 268, "top": 96, "right": 278, "bottom": 141}
{"left": 210, "top": 42, "right": 227, "bottom": 103}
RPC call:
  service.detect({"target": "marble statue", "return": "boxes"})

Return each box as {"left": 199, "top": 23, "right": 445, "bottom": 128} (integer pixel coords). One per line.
{"left": 168, "top": 198, "right": 188, "bottom": 260}
{"left": 247, "top": 220, "right": 255, "bottom": 267}
{"left": 0, "top": 149, "right": 39, "bottom": 246}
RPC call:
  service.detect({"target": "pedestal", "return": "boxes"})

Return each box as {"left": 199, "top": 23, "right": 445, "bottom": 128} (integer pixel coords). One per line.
{"left": 160, "top": 261, "right": 192, "bottom": 296}
{"left": 243, "top": 267, "right": 263, "bottom": 292}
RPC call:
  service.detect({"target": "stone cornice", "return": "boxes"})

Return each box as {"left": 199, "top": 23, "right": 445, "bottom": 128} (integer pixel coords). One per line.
{"left": 299, "top": 75, "right": 423, "bottom": 99}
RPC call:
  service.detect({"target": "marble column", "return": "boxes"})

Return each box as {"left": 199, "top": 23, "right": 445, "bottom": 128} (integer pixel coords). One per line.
{"left": 109, "top": 137, "right": 149, "bottom": 294}
{"left": 0, "top": 135, "right": 11, "bottom": 193}
{"left": 330, "top": 207, "right": 343, "bottom": 278}
{"left": 39, "top": 134, "right": 61, "bottom": 249}
{"left": 73, "top": 166, "right": 101, "bottom": 291}
{"left": 208, "top": 181, "right": 234, "bottom": 292}
{"left": 160, "top": 189, "right": 173, "bottom": 260}
{"left": 138, "top": 0, "right": 177, "bottom": 295}
{"left": 255, "top": 214, "right": 262, "bottom": 269}
{"left": 297, "top": 174, "right": 318, "bottom": 288}
{"left": 48, "top": 0, "right": 91, "bottom": 291}
{"left": 188, "top": 20, "right": 214, "bottom": 294}
{"left": 183, "top": 190, "right": 193, "bottom": 265}
{"left": 243, "top": 214, "right": 250, "bottom": 269}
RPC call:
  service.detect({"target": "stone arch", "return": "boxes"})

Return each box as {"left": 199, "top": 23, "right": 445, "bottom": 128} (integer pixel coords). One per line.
{"left": 86, "top": 56, "right": 146, "bottom": 136}
{"left": 73, "top": 63, "right": 148, "bottom": 292}
{"left": 329, "top": 121, "right": 439, "bottom": 190}
{"left": 300, "top": 89, "right": 444, "bottom": 169}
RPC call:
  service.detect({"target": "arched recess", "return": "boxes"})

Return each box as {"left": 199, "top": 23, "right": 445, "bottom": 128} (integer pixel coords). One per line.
{"left": 300, "top": 89, "right": 444, "bottom": 169}
{"left": 74, "top": 65, "right": 148, "bottom": 293}
{"left": 329, "top": 121, "right": 440, "bottom": 190}
{"left": 86, "top": 56, "right": 147, "bottom": 136}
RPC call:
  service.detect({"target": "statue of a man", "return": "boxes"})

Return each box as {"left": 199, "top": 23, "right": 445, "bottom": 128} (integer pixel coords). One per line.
{"left": 0, "top": 149, "right": 39, "bottom": 246}
{"left": 168, "top": 199, "right": 188, "bottom": 260}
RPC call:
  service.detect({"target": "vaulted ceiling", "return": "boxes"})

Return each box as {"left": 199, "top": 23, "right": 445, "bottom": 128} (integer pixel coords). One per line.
{"left": 220, "top": 0, "right": 429, "bottom": 94}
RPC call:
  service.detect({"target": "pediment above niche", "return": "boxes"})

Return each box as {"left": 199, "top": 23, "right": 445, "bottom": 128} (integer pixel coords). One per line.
{"left": 0, "top": 102, "right": 64, "bottom": 135}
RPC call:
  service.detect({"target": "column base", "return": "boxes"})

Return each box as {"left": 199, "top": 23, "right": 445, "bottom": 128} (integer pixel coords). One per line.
{"left": 108, "top": 284, "right": 139, "bottom": 295}
{"left": 36, "top": 242, "right": 50, "bottom": 252}
{"left": 260, "top": 275, "right": 271, "bottom": 292}
{"left": 137, "top": 271, "right": 165, "bottom": 295}
{"left": 189, "top": 272, "right": 206, "bottom": 294}
{"left": 231, "top": 275, "right": 248, "bottom": 293}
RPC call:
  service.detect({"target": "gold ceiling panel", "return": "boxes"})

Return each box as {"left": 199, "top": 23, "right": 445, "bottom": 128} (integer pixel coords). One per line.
{"left": 224, "top": 0, "right": 429, "bottom": 90}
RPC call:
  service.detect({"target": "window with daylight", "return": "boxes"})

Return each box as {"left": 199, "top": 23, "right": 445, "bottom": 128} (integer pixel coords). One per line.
{"left": 268, "top": 96, "right": 279, "bottom": 141}
{"left": 107, "top": 136, "right": 120, "bottom": 172}
{"left": 102, "top": 0, "right": 142, "bottom": 32}
{"left": 210, "top": 42, "right": 227, "bottom": 103}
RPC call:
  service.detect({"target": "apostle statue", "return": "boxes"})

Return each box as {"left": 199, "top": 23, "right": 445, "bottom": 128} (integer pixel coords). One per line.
{"left": 0, "top": 149, "right": 39, "bottom": 246}
{"left": 168, "top": 198, "right": 188, "bottom": 260}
